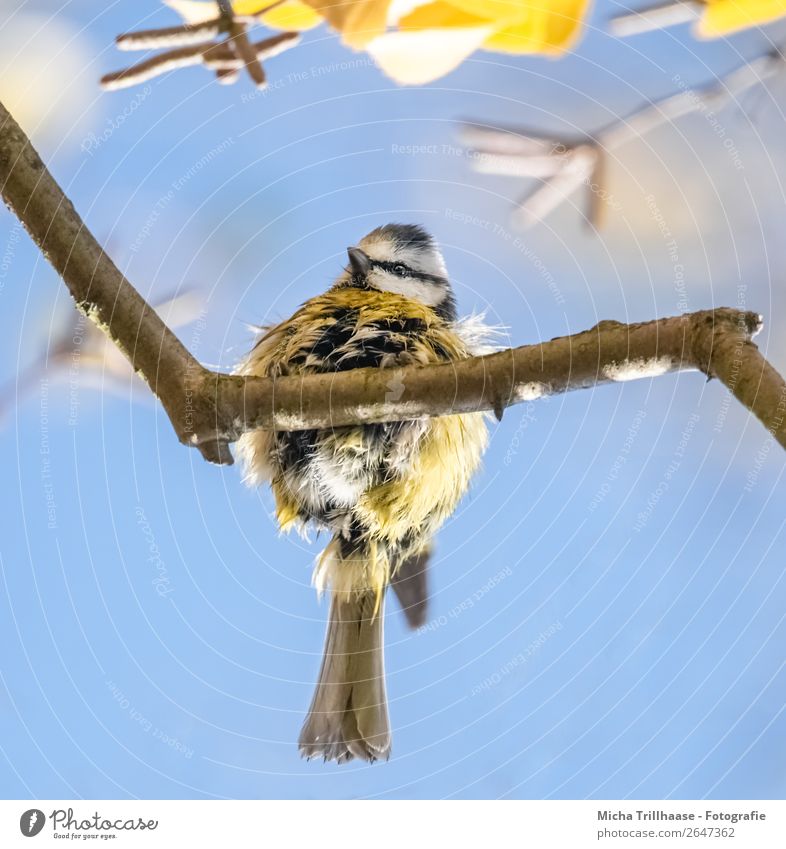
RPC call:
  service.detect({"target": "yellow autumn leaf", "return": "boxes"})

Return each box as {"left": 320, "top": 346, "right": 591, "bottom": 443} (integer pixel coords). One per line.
{"left": 261, "top": 0, "right": 323, "bottom": 30}
{"left": 233, "top": 0, "right": 283, "bottom": 13}
{"left": 483, "top": 0, "right": 590, "bottom": 54}
{"left": 367, "top": 24, "right": 494, "bottom": 83}
{"left": 442, "top": 0, "right": 530, "bottom": 22}
{"left": 398, "top": 1, "right": 488, "bottom": 29}
{"left": 698, "top": 0, "right": 786, "bottom": 37}
{"left": 400, "top": 0, "right": 588, "bottom": 56}
{"left": 301, "top": 0, "right": 392, "bottom": 47}
{"left": 163, "top": 0, "right": 597, "bottom": 84}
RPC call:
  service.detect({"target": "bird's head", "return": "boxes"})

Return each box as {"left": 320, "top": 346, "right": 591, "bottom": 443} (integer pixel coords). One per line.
{"left": 342, "top": 224, "right": 456, "bottom": 321}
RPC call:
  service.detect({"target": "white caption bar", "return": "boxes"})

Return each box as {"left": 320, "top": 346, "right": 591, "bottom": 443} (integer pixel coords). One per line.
{"left": 1, "top": 800, "right": 783, "bottom": 847}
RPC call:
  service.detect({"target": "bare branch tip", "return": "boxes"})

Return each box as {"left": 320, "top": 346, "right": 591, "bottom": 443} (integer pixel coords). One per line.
{"left": 197, "top": 439, "right": 235, "bottom": 466}
{"left": 216, "top": 68, "right": 240, "bottom": 85}
{"left": 748, "top": 312, "right": 765, "bottom": 338}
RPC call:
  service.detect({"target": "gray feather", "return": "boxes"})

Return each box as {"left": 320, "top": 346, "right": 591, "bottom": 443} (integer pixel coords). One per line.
{"left": 390, "top": 549, "right": 430, "bottom": 629}
{"left": 299, "top": 592, "right": 390, "bottom": 763}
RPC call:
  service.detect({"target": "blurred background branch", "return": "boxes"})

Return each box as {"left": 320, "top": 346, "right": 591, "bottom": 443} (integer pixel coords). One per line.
{"left": 610, "top": 0, "right": 786, "bottom": 39}
{"left": 101, "top": 1, "right": 299, "bottom": 90}
{"left": 0, "top": 289, "right": 204, "bottom": 425}
{"left": 610, "top": 0, "right": 703, "bottom": 37}
{"left": 101, "top": 0, "right": 594, "bottom": 89}
{"left": 462, "top": 49, "right": 786, "bottom": 230}
{"left": 2, "top": 97, "right": 786, "bottom": 469}
{"left": 99, "top": 1, "right": 786, "bottom": 92}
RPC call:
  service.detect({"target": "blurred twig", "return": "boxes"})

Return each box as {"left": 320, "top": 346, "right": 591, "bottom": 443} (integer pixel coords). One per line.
{"left": 3, "top": 99, "right": 786, "bottom": 465}
{"left": 461, "top": 50, "right": 786, "bottom": 229}
{"left": 0, "top": 291, "right": 203, "bottom": 423}
{"left": 609, "top": 1, "right": 703, "bottom": 37}
{"left": 101, "top": 2, "right": 298, "bottom": 91}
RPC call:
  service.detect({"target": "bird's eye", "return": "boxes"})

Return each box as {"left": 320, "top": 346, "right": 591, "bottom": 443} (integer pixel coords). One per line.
{"left": 392, "top": 263, "right": 408, "bottom": 277}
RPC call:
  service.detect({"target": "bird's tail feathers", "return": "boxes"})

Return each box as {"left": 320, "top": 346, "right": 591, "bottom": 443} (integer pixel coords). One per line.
{"left": 298, "top": 589, "right": 390, "bottom": 763}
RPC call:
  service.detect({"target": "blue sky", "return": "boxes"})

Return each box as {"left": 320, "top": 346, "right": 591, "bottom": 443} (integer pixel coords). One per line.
{"left": 0, "top": 0, "right": 785, "bottom": 799}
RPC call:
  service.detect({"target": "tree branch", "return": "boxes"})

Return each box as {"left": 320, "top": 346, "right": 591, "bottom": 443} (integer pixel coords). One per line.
{"left": 0, "top": 100, "right": 218, "bottom": 459}
{"left": 2, "top": 99, "right": 786, "bottom": 467}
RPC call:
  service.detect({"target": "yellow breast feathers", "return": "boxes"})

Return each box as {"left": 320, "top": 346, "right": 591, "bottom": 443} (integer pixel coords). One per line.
{"left": 235, "top": 286, "right": 488, "bottom": 557}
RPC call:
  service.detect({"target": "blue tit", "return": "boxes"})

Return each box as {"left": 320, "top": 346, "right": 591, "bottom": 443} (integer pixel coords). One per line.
{"left": 236, "top": 224, "right": 490, "bottom": 763}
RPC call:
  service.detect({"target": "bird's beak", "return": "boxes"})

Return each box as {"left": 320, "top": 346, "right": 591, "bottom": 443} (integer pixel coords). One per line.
{"left": 347, "top": 247, "right": 371, "bottom": 278}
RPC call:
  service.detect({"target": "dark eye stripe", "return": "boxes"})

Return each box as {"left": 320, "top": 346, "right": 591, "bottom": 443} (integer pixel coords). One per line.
{"left": 372, "top": 259, "right": 412, "bottom": 276}
{"left": 370, "top": 258, "right": 448, "bottom": 286}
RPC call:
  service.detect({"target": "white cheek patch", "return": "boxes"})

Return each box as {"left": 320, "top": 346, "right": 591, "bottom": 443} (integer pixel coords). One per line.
{"left": 369, "top": 269, "right": 444, "bottom": 305}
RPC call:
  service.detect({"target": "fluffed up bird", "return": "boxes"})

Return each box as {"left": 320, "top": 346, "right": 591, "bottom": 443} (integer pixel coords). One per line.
{"left": 236, "top": 224, "right": 491, "bottom": 763}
